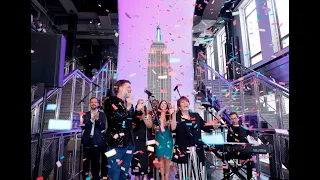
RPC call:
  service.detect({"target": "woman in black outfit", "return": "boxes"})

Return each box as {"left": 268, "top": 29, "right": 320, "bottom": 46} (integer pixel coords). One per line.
{"left": 171, "top": 96, "right": 215, "bottom": 180}
{"left": 131, "top": 99, "right": 153, "bottom": 180}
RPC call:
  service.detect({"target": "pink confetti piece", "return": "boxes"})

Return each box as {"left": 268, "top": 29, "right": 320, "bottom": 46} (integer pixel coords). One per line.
{"left": 112, "top": 104, "right": 118, "bottom": 110}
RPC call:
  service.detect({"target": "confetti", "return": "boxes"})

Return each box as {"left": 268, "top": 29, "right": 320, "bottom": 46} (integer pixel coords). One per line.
{"left": 113, "top": 134, "right": 119, "bottom": 139}
{"left": 125, "top": 13, "right": 131, "bottom": 18}
{"left": 56, "top": 161, "right": 62, "bottom": 167}
{"left": 160, "top": 89, "right": 167, "bottom": 93}
{"left": 146, "top": 140, "right": 156, "bottom": 145}
{"left": 31, "top": 49, "right": 34, "bottom": 53}
{"left": 232, "top": 11, "right": 240, "bottom": 16}
{"left": 147, "top": 146, "right": 154, "bottom": 152}
{"left": 105, "top": 149, "right": 116, "bottom": 157}
{"left": 112, "top": 104, "right": 118, "bottom": 110}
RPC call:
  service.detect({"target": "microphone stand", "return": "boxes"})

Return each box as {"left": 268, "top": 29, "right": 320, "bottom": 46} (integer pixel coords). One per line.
{"left": 175, "top": 87, "right": 181, "bottom": 97}
{"left": 203, "top": 105, "right": 218, "bottom": 120}
{"left": 147, "top": 95, "right": 160, "bottom": 126}
{"left": 78, "top": 128, "right": 84, "bottom": 180}
{"left": 78, "top": 84, "right": 99, "bottom": 105}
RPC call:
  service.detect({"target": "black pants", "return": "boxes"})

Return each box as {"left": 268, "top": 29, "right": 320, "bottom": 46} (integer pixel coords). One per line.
{"left": 82, "top": 139, "right": 101, "bottom": 180}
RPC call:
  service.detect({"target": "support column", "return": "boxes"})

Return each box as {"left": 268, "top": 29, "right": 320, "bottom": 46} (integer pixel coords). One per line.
{"left": 66, "top": 14, "right": 78, "bottom": 70}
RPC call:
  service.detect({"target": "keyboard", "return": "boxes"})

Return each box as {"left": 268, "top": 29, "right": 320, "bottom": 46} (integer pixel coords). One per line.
{"left": 204, "top": 143, "right": 272, "bottom": 154}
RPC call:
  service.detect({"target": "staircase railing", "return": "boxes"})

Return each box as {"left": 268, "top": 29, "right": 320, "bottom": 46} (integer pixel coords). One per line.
{"left": 233, "top": 61, "right": 289, "bottom": 90}
{"left": 198, "top": 60, "right": 289, "bottom": 130}
{"left": 31, "top": 129, "right": 82, "bottom": 180}
{"left": 31, "top": 61, "right": 113, "bottom": 133}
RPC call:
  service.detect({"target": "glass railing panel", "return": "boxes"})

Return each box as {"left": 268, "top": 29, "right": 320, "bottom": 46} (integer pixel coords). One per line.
{"left": 258, "top": 82, "right": 278, "bottom": 129}
{"left": 230, "top": 77, "right": 257, "bottom": 116}
{"left": 281, "top": 95, "right": 289, "bottom": 130}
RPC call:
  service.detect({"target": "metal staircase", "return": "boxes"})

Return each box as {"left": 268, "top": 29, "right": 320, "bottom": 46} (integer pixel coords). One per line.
{"left": 31, "top": 61, "right": 115, "bottom": 180}
{"left": 31, "top": 61, "right": 114, "bottom": 133}
{"left": 198, "top": 60, "right": 289, "bottom": 130}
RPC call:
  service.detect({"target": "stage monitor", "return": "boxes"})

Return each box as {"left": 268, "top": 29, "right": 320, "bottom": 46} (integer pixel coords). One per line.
{"left": 201, "top": 132, "right": 225, "bottom": 145}
{"left": 48, "top": 119, "right": 72, "bottom": 130}
{"left": 31, "top": 32, "right": 66, "bottom": 87}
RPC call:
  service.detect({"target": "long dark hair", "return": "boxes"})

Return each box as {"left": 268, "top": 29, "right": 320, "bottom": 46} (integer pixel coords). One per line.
{"left": 157, "top": 100, "right": 170, "bottom": 121}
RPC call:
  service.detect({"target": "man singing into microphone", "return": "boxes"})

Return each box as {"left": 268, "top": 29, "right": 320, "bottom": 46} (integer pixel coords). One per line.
{"left": 104, "top": 80, "right": 142, "bottom": 180}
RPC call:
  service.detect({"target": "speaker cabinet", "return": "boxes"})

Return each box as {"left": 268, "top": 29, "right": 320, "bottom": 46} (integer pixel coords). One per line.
{"left": 31, "top": 32, "right": 66, "bottom": 87}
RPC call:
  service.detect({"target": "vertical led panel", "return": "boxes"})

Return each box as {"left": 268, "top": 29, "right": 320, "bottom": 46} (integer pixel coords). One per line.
{"left": 118, "top": 0, "right": 195, "bottom": 109}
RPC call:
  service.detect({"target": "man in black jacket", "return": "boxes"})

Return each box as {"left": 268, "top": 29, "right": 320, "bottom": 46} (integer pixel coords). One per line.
{"left": 81, "top": 97, "right": 106, "bottom": 180}
{"left": 104, "top": 79, "right": 142, "bottom": 180}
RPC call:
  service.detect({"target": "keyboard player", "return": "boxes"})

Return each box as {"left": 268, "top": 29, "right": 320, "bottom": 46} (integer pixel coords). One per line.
{"left": 222, "top": 111, "right": 253, "bottom": 180}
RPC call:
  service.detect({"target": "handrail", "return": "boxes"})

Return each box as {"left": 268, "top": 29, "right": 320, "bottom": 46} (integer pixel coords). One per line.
{"left": 233, "top": 61, "right": 289, "bottom": 94}
{"left": 198, "top": 61, "right": 231, "bottom": 86}
{"left": 199, "top": 60, "right": 289, "bottom": 96}
{"left": 31, "top": 61, "right": 111, "bottom": 110}
{"left": 31, "top": 129, "right": 82, "bottom": 138}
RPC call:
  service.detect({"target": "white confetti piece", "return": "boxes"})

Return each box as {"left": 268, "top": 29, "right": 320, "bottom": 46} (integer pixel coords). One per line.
{"left": 31, "top": 49, "right": 34, "bottom": 53}
{"left": 126, "top": 150, "right": 132, "bottom": 154}
{"left": 232, "top": 11, "right": 240, "bottom": 16}
{"left": 119, "top": 133, "right": 125, "bottom": 136}
{"left": 113, "top": 134, "right": 119, "bottom": 139}
{"left": 121, "top": 166, "right": 126, "bottom": 171}
{"left": 146, "top": 140, "right": 156, "bottom": 145}
{"left": 147, "top": 146, "right": 154, "bottom": 152}
{"left": 129, "top": 73, "right": 136, "bottom": 77}
{"left": 105, "top": 149, "right": 117, "bottom": 157}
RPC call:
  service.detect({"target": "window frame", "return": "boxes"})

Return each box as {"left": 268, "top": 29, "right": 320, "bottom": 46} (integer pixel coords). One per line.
{"left": 273, "top": 0, "right": 289, "bottom": 49}
{"left": 243, "top": 0, "right": 262, "bottom": 66}
{"left": 216, "top": 27, "right": 227, "bottom": 78}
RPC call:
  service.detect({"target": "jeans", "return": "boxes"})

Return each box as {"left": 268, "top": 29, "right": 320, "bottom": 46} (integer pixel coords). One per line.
{"left": 106, "top": 144, "right": 135, "bottom": 180}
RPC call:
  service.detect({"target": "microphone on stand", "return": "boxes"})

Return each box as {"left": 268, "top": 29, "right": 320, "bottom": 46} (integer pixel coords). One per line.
{"left": 174, "top": 85, "right": 181, "bottom": 97}
{"left": 144, "top": 89, "right": 154, "bottom": 97}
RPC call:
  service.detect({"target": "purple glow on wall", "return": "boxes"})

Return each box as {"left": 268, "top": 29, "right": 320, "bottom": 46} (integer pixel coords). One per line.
{"left": 118, "top": 0, "right": 195, "bottom": 109}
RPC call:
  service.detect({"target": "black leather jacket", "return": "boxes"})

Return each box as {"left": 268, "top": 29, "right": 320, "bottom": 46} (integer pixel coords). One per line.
{"left": 104, "top": 96, "right": 136, "bottom": 147}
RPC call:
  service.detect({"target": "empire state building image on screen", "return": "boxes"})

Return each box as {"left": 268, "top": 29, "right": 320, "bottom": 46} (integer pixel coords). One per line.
{"left": 147, "top": 25, "right": 171, "bottom": 102}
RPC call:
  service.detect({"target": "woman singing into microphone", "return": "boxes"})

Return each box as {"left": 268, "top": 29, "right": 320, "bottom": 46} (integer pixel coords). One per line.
{"left": 171, "top": 96, "right": 215, "bottom": 180}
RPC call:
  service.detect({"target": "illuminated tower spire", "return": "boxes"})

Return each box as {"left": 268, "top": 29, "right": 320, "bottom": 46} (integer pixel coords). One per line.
{"left": 156, "top": 9, "right": 162, "bottom": 42}
{"left": 156, "top": 25, "right": 162, "bottom": 42}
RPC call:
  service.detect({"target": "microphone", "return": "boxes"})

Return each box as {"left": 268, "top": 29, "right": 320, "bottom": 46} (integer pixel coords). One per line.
{"left": 201, "top": 102, "right": 212, "bottom": 109}
{"left": 174, "top": 85, "right": 178, "bottom": 91}
{"left": 144, "top": 89, "right": 154, "bottom": 97}
{"left": 174, "top": 85, "right": 181, "bottom": 97}
{"left": 92, "top": 82, "right": 100, "bottom": 87}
